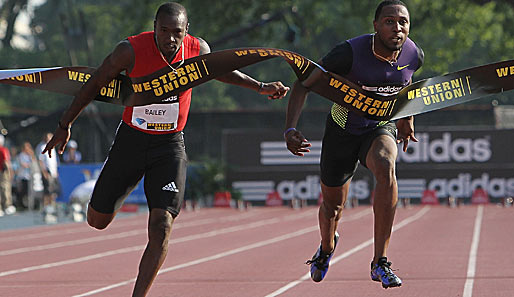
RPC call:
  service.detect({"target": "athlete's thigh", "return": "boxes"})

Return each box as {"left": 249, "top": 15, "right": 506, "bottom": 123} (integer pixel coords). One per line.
{"left": 359, "top": 122, "right": 397, "bottom": 168}
{"left": 91, "top": 156, "right": 144, "bottom": 213}
{"left": 144, "top": 134, "right": 187, "bottom": 218}
{"left": 90, "top": 124, "right": 145, "bottom": 214}
{"left": 320, "top": 121, "right": 361, "bottom": 187}
{"left": 366, "top": 135, "right": 397, "bottom": 171}
{"left": 320, "top": 179, "right": 351, "bottom": 206}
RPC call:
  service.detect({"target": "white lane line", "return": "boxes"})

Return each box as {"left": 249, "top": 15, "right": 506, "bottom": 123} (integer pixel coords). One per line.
{"left": 0, "top": 218, "right": 144, "bottom": 243}
{"left": 0, "top": 209, "right": 318, "bottom": 277}
{"left": 263, "top": 206, "right": 431, "bottom": 297}
{"left": 71, "top": 226, "right": 320, "bottom": 297}
{"left": 0, "top": 210, "right": 258, "bottom": 244}
{"left": 71, "top": 208, "right": 372, "bottom": 296}
{"left": 0, "top": 207, "right": 212, "bottom": 240}
{"left": 0, "top": 211, "right": 261, "bottom": 255}
{"left": 0, "top": 230, "right": 148, "bottom": 256}
{"left": 342, "top": 207, "right": 373, "bottom": 221}
{"left": 463, "top": 205, "right": 484, "bottom": 297}
{"left": 0, "top": 245, "right": 144, "bottom": 278}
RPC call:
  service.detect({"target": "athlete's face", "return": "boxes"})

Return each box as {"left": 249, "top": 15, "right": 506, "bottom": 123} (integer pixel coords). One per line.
{"left": 373, "top": 5, "right": 410, "bottom": 52}
{"left": 154, "top": 12, "right": 189, "bottom": 59}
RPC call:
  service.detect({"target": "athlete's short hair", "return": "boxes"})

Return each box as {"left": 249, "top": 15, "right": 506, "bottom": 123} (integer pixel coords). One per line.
{"left": 374, "top": 0, "right": 407, "bottom": 21}
{"left": 155, "top": 2, "right": 187, "bottom": 21}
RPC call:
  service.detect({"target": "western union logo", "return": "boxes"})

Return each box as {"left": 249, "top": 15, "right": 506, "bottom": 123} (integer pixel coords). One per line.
{"left": 7, "top": 72, "right": 43, "bottom": 84}
{"left": 131, "top": 61, "right": 206, "bottom": 97}
{"left": 328, "top": 78, "right": 394, "bottom": 117}
{"left": 496, "top": 65, "right": 514, "bottom": 77}
{"left": 407, "top": 77, "right": 470, "bottom": 106}
{"left": 68, "top": 71, "right": 91, "bottom": 82}
{"left": 147, "top": 123, "right": 175, "bottom": 130}
{"left": 67, "top": 70, "right": 121, "bottom": 99}
{"left": 235, "top": 48, "right": 308, "bottom": 72}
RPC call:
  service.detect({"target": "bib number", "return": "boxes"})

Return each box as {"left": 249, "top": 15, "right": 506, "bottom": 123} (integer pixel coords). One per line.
{"left": 131, "top": 103, "right": 178, "bottom": 131}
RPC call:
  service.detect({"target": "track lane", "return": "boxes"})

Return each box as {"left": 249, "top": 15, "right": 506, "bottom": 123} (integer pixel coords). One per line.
{"left": 0, "top": 205, "right": 512, "bottom": 297}
{"left": 0, "top": 207, "right": 321, "bottom": 296}
{"left": 471, "top": 205, "right": 514, "bottom": 297}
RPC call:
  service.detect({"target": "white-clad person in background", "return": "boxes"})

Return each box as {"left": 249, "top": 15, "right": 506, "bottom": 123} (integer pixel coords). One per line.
{"left": 37, "top": 132, "right": 61, "bottom": 223}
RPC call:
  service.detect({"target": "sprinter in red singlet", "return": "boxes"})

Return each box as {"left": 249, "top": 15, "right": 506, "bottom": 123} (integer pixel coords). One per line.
{"left": 42, "top": 2, "right": 289, "bottom": 296}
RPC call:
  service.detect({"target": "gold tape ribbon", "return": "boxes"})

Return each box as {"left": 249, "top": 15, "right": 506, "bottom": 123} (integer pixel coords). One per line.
{"left": 1, "top": 48, "right": 513, "bottom": 121}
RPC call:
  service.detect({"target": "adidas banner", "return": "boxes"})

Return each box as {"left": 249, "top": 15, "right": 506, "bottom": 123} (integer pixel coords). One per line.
{"left": 0, "top": 48, "right": 512, "bottom": 120}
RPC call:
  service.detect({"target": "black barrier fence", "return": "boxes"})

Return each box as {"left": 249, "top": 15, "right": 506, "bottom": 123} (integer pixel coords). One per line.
{"left": 1, "top": 105, "right": 499, "bottom": 163}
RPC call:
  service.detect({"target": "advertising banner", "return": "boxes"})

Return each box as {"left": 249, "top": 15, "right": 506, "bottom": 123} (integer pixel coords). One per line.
{"left": 223, "top": 129, "right": 372, "bottom": 203}
{"left": 224, "top": 128, "right": 514, "bottom": 203}
{"left": 396, "top": 129, "right": 514, "bottom": 200}
{"left": 57, "top": 164, "right": 146, "bottom": 204}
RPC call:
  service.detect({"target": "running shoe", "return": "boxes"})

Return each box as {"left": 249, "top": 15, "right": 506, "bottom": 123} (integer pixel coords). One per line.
{"left": 370, "top": 257, "right": 402, "bottom": 288}
{"left": 4, "top": 205, "right": 16, "bottom": 215}
{"left": 305, "top": 232, "right": 339, "bottom": 282}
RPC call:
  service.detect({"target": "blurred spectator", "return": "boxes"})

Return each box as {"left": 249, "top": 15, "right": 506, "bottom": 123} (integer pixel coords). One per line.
{"left": 62, "top": 139, "right": 82, "bottom": 164}
{"left": 0, "top": 135, "right": 16, "bottom": 216}
{"left": 15, "top": 142, "right": 42, "bottom": 210}
{"left": 10, "top": 145, "right": 20, "bottom": 208}
{"left": 36, "top": 133, "right": 60, "bottom": 223}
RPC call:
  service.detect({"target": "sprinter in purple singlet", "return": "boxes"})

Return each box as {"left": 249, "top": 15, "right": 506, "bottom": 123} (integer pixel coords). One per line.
{"left": 284, "top": 0, "right": 423, "bottom": 289}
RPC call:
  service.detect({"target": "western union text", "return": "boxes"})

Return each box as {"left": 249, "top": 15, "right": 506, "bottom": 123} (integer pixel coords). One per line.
{"left": 235, "top": 49, "right": 306, "bottom": 70}
{"left": 132, "top": 63, "right": 202, "bottom": 97}
{"left": 496, "top": 65, "right": 514, "bottom": 77}
{"left": 407, "top": 78, "right": 466, "bottom": 106}
{"left": 147, "top": 123, "right": 175, "bottom": 130}
{"left": 7, "top": 73, "right": 42, "bottom": 84}
{"left": 328, "top": 78, "right": 393, "bottom": 117}
{"left": 68, "top": 71, "right": 120, "bottom": 99}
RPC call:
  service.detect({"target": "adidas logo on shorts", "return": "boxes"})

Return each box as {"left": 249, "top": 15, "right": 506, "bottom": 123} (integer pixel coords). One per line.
{"left": 162, "top": 181, "right": 179, "bottom": 192}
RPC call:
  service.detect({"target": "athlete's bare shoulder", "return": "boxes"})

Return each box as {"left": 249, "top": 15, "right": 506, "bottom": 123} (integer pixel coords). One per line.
{"left": 196, "top": 37, "right": 211, "bottom": 55}
{"left": 107, "top": 39, "right": 135, "bottom": 74}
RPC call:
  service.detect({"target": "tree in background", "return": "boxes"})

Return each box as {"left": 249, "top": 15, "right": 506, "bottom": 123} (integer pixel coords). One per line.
{"left": 1, "top": 0, "right": 513, "bottom": 114}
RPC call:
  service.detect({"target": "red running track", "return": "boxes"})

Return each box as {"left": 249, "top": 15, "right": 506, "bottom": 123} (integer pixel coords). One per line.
{"left": 0, "top": 205, "right": 513, "bottom": 297}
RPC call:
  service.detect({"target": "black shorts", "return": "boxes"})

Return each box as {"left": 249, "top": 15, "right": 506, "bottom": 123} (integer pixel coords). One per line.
{"left": 320, "top": 115, "right": 396, "bottom": 187}
{"left": 90, "top": 122, "right": 188, "bottom": 217}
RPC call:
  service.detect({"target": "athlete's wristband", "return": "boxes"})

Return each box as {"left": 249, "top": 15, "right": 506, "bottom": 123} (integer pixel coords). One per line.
{"left": 283, "top": 127, "right": 296, "bottom": 138}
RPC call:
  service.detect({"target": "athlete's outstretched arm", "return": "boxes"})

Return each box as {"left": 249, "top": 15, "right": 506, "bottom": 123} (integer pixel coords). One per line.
{"left": 396, "top": 78, "right": 418, "bottom": 151}
{"left": 284, "top": 67, "right": 324, "bottom": 156}
{"left": 198, "top": 38, "right": 289, "bottom": 99}
{"left": 42, "top": 41, "right": 134, "bottom": 157}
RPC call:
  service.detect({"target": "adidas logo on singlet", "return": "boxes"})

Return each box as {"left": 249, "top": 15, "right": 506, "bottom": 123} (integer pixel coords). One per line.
{"left": 162, "top": 182, "right": 179, "bottom": 192}
{"left": 362, "top": 84, "right": 404, "bottom": 95}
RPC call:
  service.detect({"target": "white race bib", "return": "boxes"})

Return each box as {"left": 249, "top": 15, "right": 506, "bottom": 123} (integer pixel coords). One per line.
{"left": 131, "top": 103, "right": 179, "bottom": 132}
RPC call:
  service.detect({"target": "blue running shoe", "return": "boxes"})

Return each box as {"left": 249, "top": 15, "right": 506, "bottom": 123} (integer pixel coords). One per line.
{"left": 305, "top": 232, "right": 339, "bottom": 282}
{"left": 370, "top": 257, "right": 402, "bottom": 288}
